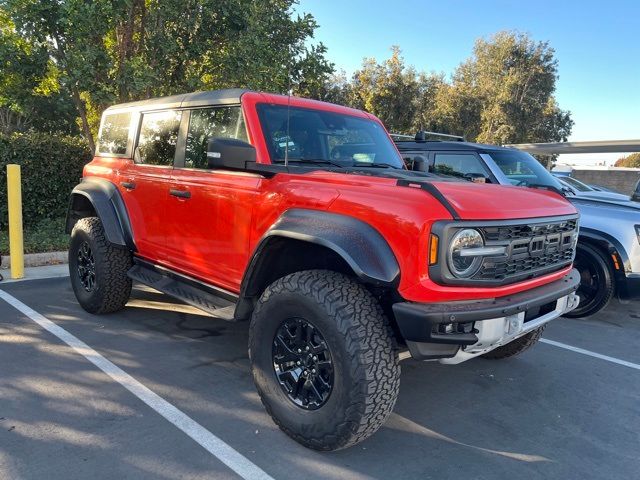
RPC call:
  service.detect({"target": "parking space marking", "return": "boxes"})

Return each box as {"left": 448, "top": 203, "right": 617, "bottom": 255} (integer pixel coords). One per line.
{"left": 541, "top": 338, "right": 640, "bottom": 371}
{"left": 0, "top": 289, "right": 275, "bottom": 480}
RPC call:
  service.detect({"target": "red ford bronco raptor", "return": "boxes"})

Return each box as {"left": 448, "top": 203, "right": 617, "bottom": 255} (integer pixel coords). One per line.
{"left": 67, "top": 89, "right": 580, "bottom": 450}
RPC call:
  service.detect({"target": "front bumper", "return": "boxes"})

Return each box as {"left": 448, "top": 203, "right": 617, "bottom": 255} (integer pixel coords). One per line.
{"left": 392, "top": 269, "right": 581, "bottom": 363}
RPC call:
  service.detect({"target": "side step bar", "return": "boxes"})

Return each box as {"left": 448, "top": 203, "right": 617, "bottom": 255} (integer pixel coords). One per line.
{"left": 127, "top": 259, "right": 238, "bottom": 321}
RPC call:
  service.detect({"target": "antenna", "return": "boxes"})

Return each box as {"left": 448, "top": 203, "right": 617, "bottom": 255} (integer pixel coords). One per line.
{"left": 284, "top": 85, "right": 292, "bottom": 167}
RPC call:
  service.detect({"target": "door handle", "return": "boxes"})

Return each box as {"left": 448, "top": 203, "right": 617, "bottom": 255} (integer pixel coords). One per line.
{"left": 120, "top": 181, "right": 136, "bottom": 190}
{"left": 169, "top": 189, "right": 191, "bottom": 199}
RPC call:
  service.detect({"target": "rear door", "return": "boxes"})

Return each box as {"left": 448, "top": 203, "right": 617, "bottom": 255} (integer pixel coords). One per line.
{"left": 119, "top": 109, "right": 182, "bottom": 263}
{"left": 165, "top": 105, "right": 262, "bottom": 292}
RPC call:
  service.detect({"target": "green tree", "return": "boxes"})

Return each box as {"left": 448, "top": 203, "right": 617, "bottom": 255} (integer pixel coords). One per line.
{"left": 430, "top": 31, "right": 573, "bottom": 144}
{"left": 2, "top": 0, "right": 332, "bottom": 150}
{"left": 615, "top": 153, "right": 640, "bottom": 167}
{"left": 0, "top": 10, "right": 78, "bottom": 134}
{"left": 348, "top": 47, "right": 419, "bottom": 133}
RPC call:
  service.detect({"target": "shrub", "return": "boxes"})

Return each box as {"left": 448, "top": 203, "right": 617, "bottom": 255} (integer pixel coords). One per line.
{"left": 0, "top": 132, "right": 91, "bottom": 228}
{"left": 0, "top": 217, "right": 68, "bottom": 255}
{"left": 615, "top": 153, "right": 640, "bottom": 168}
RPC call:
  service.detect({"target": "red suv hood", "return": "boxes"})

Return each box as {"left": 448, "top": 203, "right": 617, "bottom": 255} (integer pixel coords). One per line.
{"left": 432, "top": 181, "right": 577, "bottom": 220}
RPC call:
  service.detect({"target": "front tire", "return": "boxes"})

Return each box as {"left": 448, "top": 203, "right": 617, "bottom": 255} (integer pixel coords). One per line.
{"left": 249, "top": 270, "right": 400, "bottom": 451}
{"left": 69, "top": 217, "right": 132, "bottom": 314}
{"left": 481, "top": 326, "right": 545, "bottom": 359}
{"left": 563, "top": 243, "right": 614, "bottom": 318}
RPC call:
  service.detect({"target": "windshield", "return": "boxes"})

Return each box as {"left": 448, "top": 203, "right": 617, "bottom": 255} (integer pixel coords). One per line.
{"left": 257, "top": 104, "right": 404, "bottom": 168}
{"left": 489, "top": 150, "right": 564, "bottom": 189}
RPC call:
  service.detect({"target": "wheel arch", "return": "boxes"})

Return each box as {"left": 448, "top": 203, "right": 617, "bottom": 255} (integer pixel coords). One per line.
{"left": 235, "top": 209, "right": 400, "bottom": 320}
{"left": 579, "top": 228, "right": 626, "bottom": 280}
{"left": 66, "top": 177, "right": 136, "bottom": 251}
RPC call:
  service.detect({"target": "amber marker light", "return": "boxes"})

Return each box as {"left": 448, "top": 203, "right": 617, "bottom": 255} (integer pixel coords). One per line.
{"left": 429, "top": 234, "right": 439, "bottom": 265}
{"left": 611, "top": 253, "right": 621, "bottom": 270}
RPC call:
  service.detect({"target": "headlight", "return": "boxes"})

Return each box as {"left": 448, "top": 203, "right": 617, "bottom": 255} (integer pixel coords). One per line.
{"left": 448, "top": 228, "right": 484, "bottom": 278}
{"left": 635, "top": 225, "right": 640, "bottom": 245}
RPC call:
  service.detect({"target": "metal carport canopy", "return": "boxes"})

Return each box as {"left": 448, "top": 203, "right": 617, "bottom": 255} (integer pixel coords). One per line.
{"left": 505, "top": 139, "right": 640, "bottom": 154}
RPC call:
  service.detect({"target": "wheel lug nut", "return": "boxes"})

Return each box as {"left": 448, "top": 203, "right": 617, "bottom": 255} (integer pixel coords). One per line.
{"left": 296, "top": 361, "right": 301, "bottom": 365}
{"left": 312, "top": 356, "right": 317, "bottom": 361}
{"left": 311, "top": 369, "right": 316, "bottom": 374}
{"left": 297, "top": 348, "right": 302, "bottom": 353}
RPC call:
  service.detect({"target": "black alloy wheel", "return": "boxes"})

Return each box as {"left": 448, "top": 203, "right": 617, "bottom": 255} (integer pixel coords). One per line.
{"left": 564, "top": 244, "right": 614, "bottom": 318}
{"left": 77, "top": 241, "right": 96, "bottom": 292}
{"left": 272, "top": 318, "right": 334, "bottom": 410}
{"left": 69, "top": 217, "right": 133, "bottom": 314}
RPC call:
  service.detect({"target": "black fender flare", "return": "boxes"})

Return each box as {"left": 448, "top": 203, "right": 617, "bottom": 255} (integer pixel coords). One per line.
{"left": 66, "top": 177, "right": 136, "bottom": 251}
{"left": 235, "top": 209, "right": 400, "bottom": 319}
{"left": 579, "top": 227, "right": 629, "bottom": 276}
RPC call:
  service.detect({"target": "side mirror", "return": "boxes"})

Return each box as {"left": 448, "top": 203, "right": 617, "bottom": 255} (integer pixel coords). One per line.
{"left": 404, "top": 154, "right": 431, "bottom": 172}
{"left": 207, "top": 137, "right": 256, "bottom": 170}
{"left": 412, "top": 155, "right": 428, "bottom": 172}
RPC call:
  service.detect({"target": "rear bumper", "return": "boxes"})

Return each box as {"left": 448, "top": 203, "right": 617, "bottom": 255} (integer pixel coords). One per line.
{"left": 392, "top": 269, "right": 581, "bottom": 362}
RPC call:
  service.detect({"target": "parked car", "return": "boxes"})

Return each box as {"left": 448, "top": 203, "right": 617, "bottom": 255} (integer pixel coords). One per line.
{"left": 553, "top": 175, "right": 631, "bottom": 202}
{"left": 67, "top": 91, "right": 580, "bottom": 450}
{"left": 395, "top": 133, "right": 640, "bottom": 318}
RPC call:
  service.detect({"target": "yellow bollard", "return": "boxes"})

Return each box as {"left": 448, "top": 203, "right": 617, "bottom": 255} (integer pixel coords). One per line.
{"left": 7, "top": 164, "right": 24, "bottom": 279}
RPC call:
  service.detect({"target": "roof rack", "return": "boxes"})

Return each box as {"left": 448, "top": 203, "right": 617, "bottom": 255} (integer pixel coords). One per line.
{"left": 390, "top": 130, "right": 465, "bottom": 143}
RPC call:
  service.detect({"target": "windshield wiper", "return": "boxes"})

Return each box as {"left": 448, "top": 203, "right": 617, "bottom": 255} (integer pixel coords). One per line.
{"left": 352, "top": 162, "right": 401, "bottom": 169}
{"left": 285, "top": 159, "right": 345, "bottom": 168}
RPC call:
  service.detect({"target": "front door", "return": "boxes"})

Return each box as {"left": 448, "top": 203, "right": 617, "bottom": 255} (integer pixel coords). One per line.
{"left": 119, "top": 109, "right": 182, "bottom": 263}
{"left": 165, "top": 106, "right": 262, "bottom": 292}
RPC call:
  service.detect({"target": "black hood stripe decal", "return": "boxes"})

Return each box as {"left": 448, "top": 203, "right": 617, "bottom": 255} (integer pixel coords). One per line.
{"left": 396, "top": 179, "right": 461, "bottom": 220}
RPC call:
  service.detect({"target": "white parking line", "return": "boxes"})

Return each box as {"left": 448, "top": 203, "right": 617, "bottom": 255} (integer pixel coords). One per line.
{"left": 0, "top": 289, "right": 275, "bottom": 480}
{"left": 541, "top": 338, "right": 640, "bottom": 371}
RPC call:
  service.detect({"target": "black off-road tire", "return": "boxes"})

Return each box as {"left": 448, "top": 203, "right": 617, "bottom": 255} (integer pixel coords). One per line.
{"left": 249, "top": 270, "right": 400, "bottom": 451}
{"left": 563, "top": 243, "right": 615, "bottom": 318}
{"left": 69, "top": 217, "right": 132, "bottom": 314}
{"left": 481, "top": 326, "right": 545, "bottom": 359}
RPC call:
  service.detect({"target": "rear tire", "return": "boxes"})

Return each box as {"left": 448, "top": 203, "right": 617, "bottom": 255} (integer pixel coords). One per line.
{"left": 481, "top": 326, "right": 545, "bottom": 359}
{"left": 249, "top": 270, "right": 400, "bottom": 451}
{"left": 69, "top": 217, "right": 132, "bottom": 314}
{"left": 563, "top": 243, "right": 614, "bottom": 318}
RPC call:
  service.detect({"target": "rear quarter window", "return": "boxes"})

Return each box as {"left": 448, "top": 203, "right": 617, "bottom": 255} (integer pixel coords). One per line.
{"left": 97, "top": 112, "right": 132, "bottom": 156}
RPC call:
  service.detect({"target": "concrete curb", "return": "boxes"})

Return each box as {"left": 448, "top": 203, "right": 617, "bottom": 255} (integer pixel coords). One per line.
{"left": 1, "top": 251, "right": 68, "bottom": 270}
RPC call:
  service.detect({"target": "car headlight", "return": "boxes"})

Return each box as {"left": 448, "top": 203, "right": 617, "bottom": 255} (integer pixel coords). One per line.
{"left": 635, "top": 225, "right": 640, "bottom": 245}
{"left": 447, "top": 228, "right": 485, "bottom": 278}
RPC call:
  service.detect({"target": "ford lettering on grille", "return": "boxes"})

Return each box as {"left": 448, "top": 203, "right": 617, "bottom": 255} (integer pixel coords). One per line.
{"left": 475, "top": 218, "right": 578, "bottom": 282}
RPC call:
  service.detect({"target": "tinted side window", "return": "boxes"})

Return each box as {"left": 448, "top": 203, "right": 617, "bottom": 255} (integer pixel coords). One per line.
{"left": 97, "top": 112, "right": 131, "bottom": 155}
{"left": 185, "top": 107, "right": 247, "bottom": 169}
{"left": 136, "top": 110, "right": 182, "bottom": 166}
{"left": 434, "top": 153, "right": 490, "bottom": 179}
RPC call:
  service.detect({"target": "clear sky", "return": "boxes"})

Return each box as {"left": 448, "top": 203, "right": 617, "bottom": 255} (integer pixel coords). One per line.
{"left": 296, "top": 0, "right": 640, "bottom": 165}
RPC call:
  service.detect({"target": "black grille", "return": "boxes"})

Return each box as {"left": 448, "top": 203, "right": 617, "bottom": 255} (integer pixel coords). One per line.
{"left": 482, "top": 219, "right": 578, "bottom": 242}
{"left": 473, "top": 218, "right": 578, "bottom": 283}
{"left": 476, "top": 249, "right": 574, "bottom": 281}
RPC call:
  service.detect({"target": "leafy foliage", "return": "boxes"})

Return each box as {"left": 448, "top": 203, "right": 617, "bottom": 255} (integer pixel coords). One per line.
{"left": 614, "top": 153, "right": 640, "bottom": 168}
{"left": 0, "top": 216, "right": 68, "bottom": 255}
{"left": 1, "top": 0, "right": 333, "bottom": 149}
{"left": 0, "top": 132, "right": 91, "bottom": 228}
{"left": 334, "top": 32, "right": 573, "bottom": 145}
{"left": 0, "top": 10, "right": 78, "bottom": 134}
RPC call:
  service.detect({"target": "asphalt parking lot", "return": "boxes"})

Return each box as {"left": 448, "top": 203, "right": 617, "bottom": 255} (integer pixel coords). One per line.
{"left": 1, "top": 276, "right": 639, "bottom": 480}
